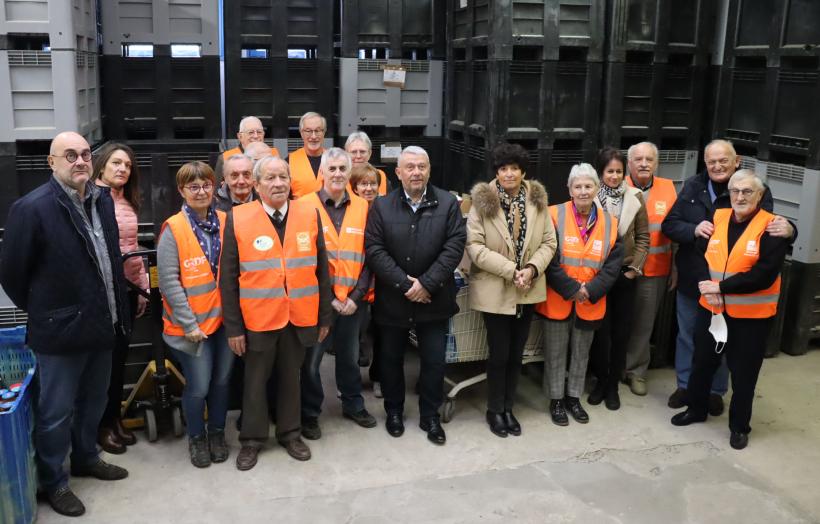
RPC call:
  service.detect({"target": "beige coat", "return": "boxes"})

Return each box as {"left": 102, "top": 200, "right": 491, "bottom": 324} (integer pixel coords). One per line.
{"left": 595, "top": 185, "right": 650, "bottom": 272}
{"left": 466, "top": 179, "right": 557, "bottom": 315}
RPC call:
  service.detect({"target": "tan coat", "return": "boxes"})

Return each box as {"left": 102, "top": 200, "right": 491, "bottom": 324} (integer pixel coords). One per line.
{"left": 595, "top": 185, "right": 650, "bottom": 273}
{"left": 466, "top": 179, "right": 557, "bottom": 315}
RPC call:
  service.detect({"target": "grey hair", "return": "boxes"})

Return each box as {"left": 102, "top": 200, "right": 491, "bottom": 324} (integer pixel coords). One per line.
{"left": 225, "top": 153, "right": 252, "bottom": 165}
{"left": 627, "top": 141, "right": 659, "bottom": 162}
{"left": 244, "top": 141, "right": 274, "bottom": 160}
{"left": 345, "top": 131, "right": 372, "bottom": 151}
{"left": 567, "top": 163, "right": 600, "bottom": 189}
{"left": 704, "top": 139, "right": 737, "bottom": 159}
{"left": 728, "top": 169, "right": 764, "bottom": 193}
{"left": 320, "top": 147, "right": 352, "bottom": 173}
{"left": 299, "top": 112, "right": 326, "bottom": 132}
{"left": 398, "top": 145, "right": 430, "bottom": 165}
{"left": 238, "top": 116, "right": 263, "bottom": 133}
{"left": 253, "top": 155, "right": 290, "bottom": 182}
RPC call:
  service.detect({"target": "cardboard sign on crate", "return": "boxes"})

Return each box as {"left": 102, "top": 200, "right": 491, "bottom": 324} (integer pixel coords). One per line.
{"left": 383, "top": 64, "right": 406, "bottom": 88}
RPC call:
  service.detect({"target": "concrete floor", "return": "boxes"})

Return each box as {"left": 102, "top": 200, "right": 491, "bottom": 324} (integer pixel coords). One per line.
{"left": 38, "top": 349, "right": 820, "bottom": 523}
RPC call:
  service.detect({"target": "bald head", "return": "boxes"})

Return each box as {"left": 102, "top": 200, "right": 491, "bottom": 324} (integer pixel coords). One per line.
{"left": 237, "top": 116, "right": 265, "bottom": 148}
{"left": 48, "top": 132, "right": 92, "bottom": 194}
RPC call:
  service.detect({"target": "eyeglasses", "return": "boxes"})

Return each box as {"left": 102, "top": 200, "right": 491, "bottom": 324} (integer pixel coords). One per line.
{"left": 357, "top": 181, "right": 378, "bottom": 188}
{"left": 53, "top": 149, "right": 92, "bottom": 163}
{"left": 301, "top": 128, "right": 325, "bottom": 136}
{"left": 706, "top": 158, "right": 732, "bottom": 167}
{"left": 241, "top": 129, "right": 264, "bottom": 136}
{"left": 729, "top": 188, "right": 755, "bottom": 197}
{"left": 184, "top": 182, "right": 214, "bottom": 193}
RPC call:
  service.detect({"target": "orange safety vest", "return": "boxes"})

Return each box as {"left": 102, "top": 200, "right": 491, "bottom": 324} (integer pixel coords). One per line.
{"left": 223, "top": 145, "right": 281, "bottom": 160}
{"left": 288, "top": 147, "right": 324, "bottom": 198}
{"left": 347, "top": 168, "right": 388, "bottom": 197}
{"left": 535, "top": 202, "right": 618, "bottom": 321}
{"left": 627, "top": 175, "right": 676, "bottom": 276}
{"left": 160, "top": 209, "right": 226, "bottom": 336}
{"left": 300, "top": 191, "right": 368, "bottom": 302}
{"left": 699, "top": 208, "right": 781, "bottom": 319}
{"left": 233, "top": 200, "right": 321, "bottom": 332}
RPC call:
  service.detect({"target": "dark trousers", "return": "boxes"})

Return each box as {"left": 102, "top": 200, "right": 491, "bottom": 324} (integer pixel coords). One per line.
{"left": 589, "top": 271, "right": 637, "bottom": 389}
{"left": 379, "top": 320, "right": 448, "bottom": 419}
{"left": 35, "top": 349, "right": 112, "bottom": 491}
{"left": 101, "top": 291, "right": 137, "bottom": 426}
{"left": 688, "top": 308, "right": 772, "bottom": 434}
{"left": 239, "top": 325, "right": 305, "bottom": 445}
{"left": 364, "top": 305, "right": 381, "bottom": 383}
{"left": 483, "top": 305, "right": 534, "bottom": 414}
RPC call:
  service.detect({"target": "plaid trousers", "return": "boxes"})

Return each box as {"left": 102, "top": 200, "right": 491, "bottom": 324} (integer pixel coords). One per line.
{"left": 541, "top": 316, "right": 595, "bottom": 399}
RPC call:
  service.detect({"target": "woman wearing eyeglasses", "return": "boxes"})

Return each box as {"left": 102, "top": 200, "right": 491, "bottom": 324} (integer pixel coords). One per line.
{"left": 670, "top": 170, "right": 787, "bottom": 450}
{"left": 158, "top": 161, "right": 234, "bottom": 467}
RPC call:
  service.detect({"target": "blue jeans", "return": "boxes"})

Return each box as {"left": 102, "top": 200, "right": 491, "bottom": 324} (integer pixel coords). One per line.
{"left": 301, "top": 307, "right": 365, "bottom": 419}
{"left": 34, "top": 349, "right": 112, "bottom": 491}
{"left": 675, "top": 292, "right": 729, "bottom": 395}
{"left": 171, "top": 326, "right": 235, "bottom": 437}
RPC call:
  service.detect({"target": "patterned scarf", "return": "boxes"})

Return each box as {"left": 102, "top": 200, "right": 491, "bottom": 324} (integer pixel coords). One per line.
{"left": 183, "top": 203, "right": 221, "bottom": 278}
{"left": 495, "top": 180, "right": 528, "bottom": 268}
{"left": 598, "top": 181, "right": 626, "bottom": 218}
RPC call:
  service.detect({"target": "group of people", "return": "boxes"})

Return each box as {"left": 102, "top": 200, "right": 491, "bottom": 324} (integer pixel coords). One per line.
{"left": 0, "top": 110, "right": 794, "bottom": 517}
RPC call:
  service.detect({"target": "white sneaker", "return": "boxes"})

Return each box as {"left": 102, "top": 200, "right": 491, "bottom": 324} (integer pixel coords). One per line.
{"left": 373, "top": 382, "right": 383, "bottom": 398}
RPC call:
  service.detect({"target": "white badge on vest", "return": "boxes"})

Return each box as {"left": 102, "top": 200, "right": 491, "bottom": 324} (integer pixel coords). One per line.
{"left": 254, "top": 235, "right": 274, "bottom": 251}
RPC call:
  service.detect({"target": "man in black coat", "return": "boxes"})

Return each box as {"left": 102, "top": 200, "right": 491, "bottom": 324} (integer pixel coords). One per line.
{"left": 0, "top": 132, "right": 131, "bottom": 518}
{"left": 661, "top": 139, "right": 794, "bottom": 412}
{"left": 365, "top": 146, "right": 466, "bottom": 445}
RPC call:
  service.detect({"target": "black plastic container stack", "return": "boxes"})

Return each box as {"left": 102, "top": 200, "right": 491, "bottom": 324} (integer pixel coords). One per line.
{"left": 712, "top": 0, "right": 820, "bottom": 169}
{"left": 223, "top": 0, "right": 336, "bottom": 139}
{"left": 445, "top": 0, "right": 605, "bottom": 196}
{"left": 602, "top": 0, "right": 714, "bottom": 151}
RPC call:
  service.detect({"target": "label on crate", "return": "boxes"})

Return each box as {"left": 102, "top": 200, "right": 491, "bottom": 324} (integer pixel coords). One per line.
{"left": 459, "top": 0, "right": 468, "bottom": 8}
{"left": 380, "top": 143, "right": 402, "bottom": 162}
{"left": 383, "top": 65, "right": 407, "bottom": 88}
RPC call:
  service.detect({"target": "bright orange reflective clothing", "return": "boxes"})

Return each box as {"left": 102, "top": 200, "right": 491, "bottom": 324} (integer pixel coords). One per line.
{"left": 627, "top": 175, "right": 676, "bottom": 276}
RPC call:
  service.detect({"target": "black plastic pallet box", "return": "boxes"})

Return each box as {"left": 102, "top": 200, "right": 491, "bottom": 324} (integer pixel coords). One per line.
{"left": 722, "top": 0, "right": 820, "bottom": 63}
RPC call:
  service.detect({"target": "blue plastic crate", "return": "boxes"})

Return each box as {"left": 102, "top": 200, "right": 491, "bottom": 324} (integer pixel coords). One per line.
{"left": 0, "top": 326, "right": 37, "bottom": 524}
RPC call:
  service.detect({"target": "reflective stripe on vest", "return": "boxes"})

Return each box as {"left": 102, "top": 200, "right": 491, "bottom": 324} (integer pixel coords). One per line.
{"left": 233, "top": 200, "right": 320, "bottom": 331}
{"left": 288, "top": 147, "right": 323, "bottom": 198}
{"left": 698, "top": 208, "right": 780, "bottom": 319}
{"left": 160, "top": 209, "right": 226, "bottom": 336}
{"left": 300, "top": 191, "right": 368, "bottom": 302}
{"left": 535, "top": 202, "right": 618, "bottom": 321}
{"left": 628, "top": 176, "right": 676, "bottom": 276}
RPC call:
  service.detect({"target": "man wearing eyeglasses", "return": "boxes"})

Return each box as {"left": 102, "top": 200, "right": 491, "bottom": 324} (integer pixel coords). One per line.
{"left": 215, "top": 116, "right": 280, "bottom": 179}
{"left": 662, "top": 139, "right": 795, "bottom": 415}
{"left": 289, "top": 112, "right": 328, "bottom": 198}
{"left": 0, "top": 132, "right": 132, "bottom": 517}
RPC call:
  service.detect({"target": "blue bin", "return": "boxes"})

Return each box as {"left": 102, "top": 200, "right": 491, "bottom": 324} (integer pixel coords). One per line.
{"left": 0, "top": 326, "right": 37, "bottom": 524}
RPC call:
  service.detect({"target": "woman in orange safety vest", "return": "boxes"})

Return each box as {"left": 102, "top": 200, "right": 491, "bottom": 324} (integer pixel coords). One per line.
{"left": 534, "top": 163, "right": 623, "bottom": 428}
{"left": 158, "top": 161, "right": 234, "bottom": 468}
{"left": 671, "top": 170, "right": 787, "bottom": 451}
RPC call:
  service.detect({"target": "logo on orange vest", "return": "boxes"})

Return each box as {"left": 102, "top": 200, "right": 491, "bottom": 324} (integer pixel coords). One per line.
{"left": 296, "top": 232, "right": 311, "bottom": 252}
{"left": 707, "top": 238, "right": 720, "bottom": 253}
{"left": 591, "top": 239, "right": 603, "bottom": 255}
{"left": 564, "top": 236, "right": 580, "bottom": 246}
{"left": 322, "top": 226, "right": 330, "bottom": 234}
{"left": 345, "top": 227, "right": 364, "bottom": 235}
{"left": 654, "top": 200, "right": 667, "bottom": 215}
{"left": 744, "top": 240, "right": 759, "bottom": 256}
{"left": 183, "top": 256, "right": 207, "bottom": 269}
{"left": 253, "top": 235, "right": 274, "bottom": 251}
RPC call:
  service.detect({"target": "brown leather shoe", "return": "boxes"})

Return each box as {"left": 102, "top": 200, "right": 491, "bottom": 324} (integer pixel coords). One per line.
{"left": 98, "top": 427, "right": 126, "bottom": 455}
{"left": 236, "top": 445, "right": 259, "bottom": 471}
{"left": 280, "top": 438, "right": 311, "bottom": 461}
{"left": 114, "top": 420, "right": 137, "bottom": 446}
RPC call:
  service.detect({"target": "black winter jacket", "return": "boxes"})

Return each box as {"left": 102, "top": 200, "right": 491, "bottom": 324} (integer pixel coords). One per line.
{"left": 661, "top": 170, "right": 785, "bottom": 299}
{"left": 365, "top": 185, "right": 466, "bottom": 327}
{"left": 0, "top": 177, "right": 131, "bottom": 354}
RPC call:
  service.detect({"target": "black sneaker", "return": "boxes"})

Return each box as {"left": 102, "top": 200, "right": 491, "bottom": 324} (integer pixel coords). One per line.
{"left": 549, "top": 399, "right": 569, "bottom": 426}
{"left": 730, "top": 431, "right": 749, "bottom": 450}
{"left": 47, "top": 486, "right": 85, "bottom": 517}
{"left": 343, "top": 409, "right": 377, "bottom": 428}
{"left": 209, "top": 429, "right": 229, "bottom": 463}
{"left": 70, "top": 459, "right": 129, "bottom": 480}
{"left": 565, "top": 396, "right": 589, "bottom": 424}
{"left": 667, "top": 388, "right": 688, "bottom": 409}
{"left": 301, "top": 417, "right": 322, "bottom": 440}
{"left": 708, "top": 393, "right": 725, "bottom": 417}
{"left": 189, "top": 435, "right": 211, "bottom": 468}
{"left": 604, "top": 387, "right": 621, "bottom": 411}
{"left": 587, "top": 383, "right": 605, "bottom": 405}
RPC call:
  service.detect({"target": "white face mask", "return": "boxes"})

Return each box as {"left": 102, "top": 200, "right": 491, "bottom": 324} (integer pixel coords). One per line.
{"left": 708, "top": 313, "right": 728, "bottom": 354}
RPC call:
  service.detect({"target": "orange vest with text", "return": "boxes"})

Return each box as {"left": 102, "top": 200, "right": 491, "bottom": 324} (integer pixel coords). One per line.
{"left": 223, "top": 145, "right": 281, "bottom": 160}
{"left": 288, "top": 147, "right": 324, "bottom": 198}
{"left": 161, "top": 209, "right": 226, "bottom": 336}
{"left": 535, "top": 202, "right": 618, "bottom": 321}
{"left": 699, "top": 208, "right": 780, "bottom": 319}
{"left": 627, "top": 175, "right": 676, "bottom": 276}
{"left": 232, "top": 200, "right": 320, "bottom": 332}
{"left": 300, "top": 191, "right": 368, "bottom": 302}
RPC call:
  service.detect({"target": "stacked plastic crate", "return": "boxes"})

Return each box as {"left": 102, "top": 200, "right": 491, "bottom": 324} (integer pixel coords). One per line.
{"left": 445, "top": 0, "right": 605, "bottom": 201}
{"left": 0, "top": 0, "right": 101, "bottom": 227}
{"left": 100, "top": 0, "right": 221, "bottom": 140}
{"left": 711, "top": 0, "right": 820, "bottom": 355}
{"left": 335, "top": 0, "right": 446, "bottom": 187}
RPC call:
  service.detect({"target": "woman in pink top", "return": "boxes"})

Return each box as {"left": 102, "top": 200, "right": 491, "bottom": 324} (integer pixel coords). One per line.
{"left": 92, "top": 143, "right": 147, "bottom": 454}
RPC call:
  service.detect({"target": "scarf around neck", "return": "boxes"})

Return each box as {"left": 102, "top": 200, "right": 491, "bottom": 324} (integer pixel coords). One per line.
{"left": 183, "top": 203, "right": 221, "bottom": 278}
{"left": 495, "top": 180, "right": 528, "bottom": 268}
{"left": 598, "top": 181, "right": 626, "bottom": 218}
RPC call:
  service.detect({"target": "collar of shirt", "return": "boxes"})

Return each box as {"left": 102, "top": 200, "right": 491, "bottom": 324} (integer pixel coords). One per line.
{"left": 319, "top": 188, "right": 350, "bottom": 208}
{"left": 262, "top": 199, "right": 288, "bottom": 218}
{"left": 54, "top": 175, "right": 98, "bottom": 205}
{"left": 403, "top": 186, "right": 428, "bottom": 211}
{"left": 630, "top": 175, "right": 654, "bottom": 192}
